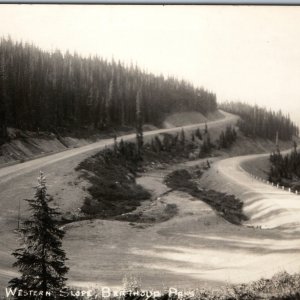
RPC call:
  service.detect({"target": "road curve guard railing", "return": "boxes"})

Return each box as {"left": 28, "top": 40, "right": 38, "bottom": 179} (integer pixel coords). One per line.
{"left": 248, "top": 173, "right": 299, "bottom": 195}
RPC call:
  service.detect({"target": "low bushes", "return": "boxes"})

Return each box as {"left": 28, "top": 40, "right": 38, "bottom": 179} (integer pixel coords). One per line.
{"left": 76, "top": 145, "right": 150, "bottom": 218}
{"left": 164, "top": 168, "right": 248, "bottom": 225}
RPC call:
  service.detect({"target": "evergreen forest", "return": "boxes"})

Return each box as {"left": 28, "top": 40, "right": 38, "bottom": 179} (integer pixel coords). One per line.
{"left": 0, "top": 38, "right": 217, "bottom": 144}
{"left": 220, "top": 101, "right": 298, "bottom": 141}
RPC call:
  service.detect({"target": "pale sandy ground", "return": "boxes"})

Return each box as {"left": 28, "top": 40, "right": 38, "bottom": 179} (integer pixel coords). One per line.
{"left": 163, "top": 110, "right": 224, "bottom": 128}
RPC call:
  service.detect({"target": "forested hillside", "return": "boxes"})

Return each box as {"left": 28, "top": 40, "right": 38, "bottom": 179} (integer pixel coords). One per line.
{"left": 269, "top": 142, "right": 300, "bottom": 187}
{"left": 0, "top": 38, "right": 217, "bottom": 144}
{"left": 220, "top": 101, "right": 299, "bottom": 141}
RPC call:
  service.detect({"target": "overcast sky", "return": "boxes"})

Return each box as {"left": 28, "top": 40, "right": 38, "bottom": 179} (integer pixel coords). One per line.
{"left": 1, "top": 5, "right": 300, "bottom": 124}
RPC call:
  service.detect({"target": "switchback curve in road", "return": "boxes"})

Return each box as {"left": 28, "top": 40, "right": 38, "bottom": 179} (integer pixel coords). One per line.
{"left": 0, "top": 110, "right": 299, "bottom": 289}
{"left": 201, "top": 152, "right": 300, "bottom": 230}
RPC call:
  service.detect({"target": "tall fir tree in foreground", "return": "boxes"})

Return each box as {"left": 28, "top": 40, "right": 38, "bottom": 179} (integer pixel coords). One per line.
{"left": 9, "top": 172, "right": 69, "bottom": 299}
{"left": 199, "top": 123, "right": 212, "bottom": 157}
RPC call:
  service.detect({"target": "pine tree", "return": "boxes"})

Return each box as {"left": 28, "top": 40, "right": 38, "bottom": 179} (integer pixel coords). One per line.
{"left": 219, "top": 131, "right": 226, "bottom": 148}
{"left": 275, "top": 131, "right": 280, "bottom": 154}
{"left": 172, "top": 133, "right": 179, "bottom": 149}
{"left": 225, "top": 126, "right": 233, "bottom": 144}
{"left": 199, "top": 124, "right": 212, "bottom": 157}
{"left": 219, "top": 126, "right": 237, "bottom": 149}
{"left": 118, "top": 139, "right": 125, "bottom": 156}
{"left": 195, "top": 128, "right": 202, "bottom": 140}
{"left": 203, "top": 123, "right": 211, "bottom": 148}
{"left": 204, "top": 122, "right": 208, "bottom": 134}
{"left": 135, "top": 90, "right": 143, "bottom": 160}
{"left": 293, "top": 140, "right": 297, "bottom": 153}
{"left": 179, "top": 128, "right": 185, "bottom": 148}
{"left": 154, "top": 136, "right": 163, "bottom": 153}
{"left": 105, "top": 78, "right": 113, "bottom": 128}
{"left": 0, "top": 55, "right": 8, "bottom": 144}
{"left": 9, "top": 172, "right": 69, "bottom": 299}
{"left": 199, "top": 140, "right": 210, "bottom": 157}
{"left": 113, "top": 134, "right": 118, "bottom": 155}
{"left": 232, "top": 127, "right": 237, "bottom": 140}
{"left": 150, "top": 138, "right": 156, "bottom": 152}
{"left": 162, "top": 134, "right": 171, "bottom": 152}
{"left": 191, "top": 133, "right": 195, "bottom": 142}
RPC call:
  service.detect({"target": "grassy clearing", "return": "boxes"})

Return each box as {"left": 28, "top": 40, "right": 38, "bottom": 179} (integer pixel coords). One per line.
{"left": 164, "top": 168, "right": 248, "bottom": 225}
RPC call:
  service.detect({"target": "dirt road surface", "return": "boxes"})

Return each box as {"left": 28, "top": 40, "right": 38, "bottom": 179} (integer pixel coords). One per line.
{"left": 0, "top": 111, "right": 234, "bottom": 183}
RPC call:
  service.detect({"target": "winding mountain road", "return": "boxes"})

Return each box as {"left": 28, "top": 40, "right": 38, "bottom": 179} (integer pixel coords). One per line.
{"left": 0, "top": 110, "right": 238, "bottom": 288}
{"left": 0, "top": 110, "right": 299, "bottom": 290}
{"left": 0, "top": 111, "right": 236, "bottom": 184}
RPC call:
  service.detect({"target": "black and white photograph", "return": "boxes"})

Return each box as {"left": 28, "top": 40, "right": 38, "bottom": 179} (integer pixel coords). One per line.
{"left": 0, "top": 4, "right": 300, "bottom": 299}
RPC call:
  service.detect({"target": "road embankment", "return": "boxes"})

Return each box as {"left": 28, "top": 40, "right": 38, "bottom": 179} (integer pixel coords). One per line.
{"left": 199, "top": 153, "right": 300, "bottom": 230}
